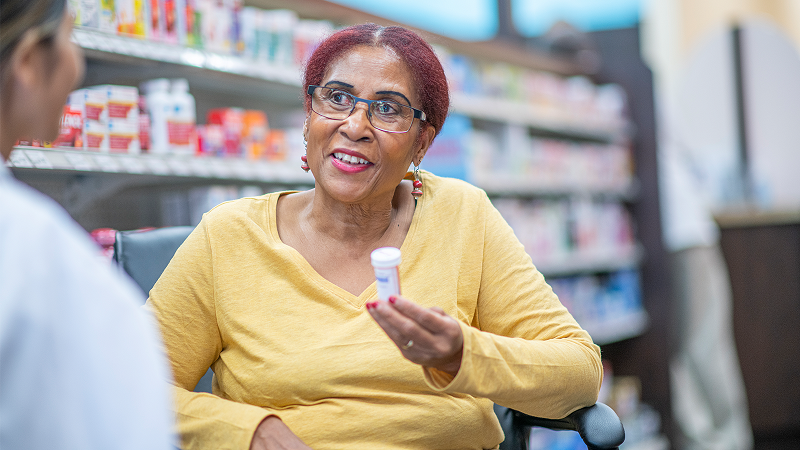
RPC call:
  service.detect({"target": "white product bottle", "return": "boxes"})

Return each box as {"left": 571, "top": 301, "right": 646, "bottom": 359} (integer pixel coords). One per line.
{"left": 371, "top": 247, "right": 402, "bottom": 302}
{"left": 140, "top": 78, "right": 172, "bottom": 154}
{"left": 169, "top": 78, "right": 197, "bottom": 155}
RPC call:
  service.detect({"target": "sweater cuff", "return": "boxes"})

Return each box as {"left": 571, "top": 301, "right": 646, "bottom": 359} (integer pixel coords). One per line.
{"left": 422, "top": 321, "right": 475, "bottom": 392}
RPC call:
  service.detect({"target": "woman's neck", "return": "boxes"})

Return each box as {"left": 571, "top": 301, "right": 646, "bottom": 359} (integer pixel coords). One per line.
{"left": 304, "top": 183, "right": 407, "bottom": 250}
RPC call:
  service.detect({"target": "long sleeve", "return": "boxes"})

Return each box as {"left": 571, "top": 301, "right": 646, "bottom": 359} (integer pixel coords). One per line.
{"left": 145, "top": 217, "right": 270, "bottom": 450}
{"left": 423, "top": 191, "right": 603, "bottom": 419}
{"left": 0, "top": 172, "right": 174, "bottom": 450}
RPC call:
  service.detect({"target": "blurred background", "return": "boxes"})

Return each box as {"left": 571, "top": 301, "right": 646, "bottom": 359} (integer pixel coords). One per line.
{"left": 9, "top": 1, "right": 800, "bottom": 449}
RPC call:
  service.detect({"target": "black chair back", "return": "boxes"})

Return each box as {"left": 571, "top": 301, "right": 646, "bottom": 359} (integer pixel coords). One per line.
{"left": 113, "top": 226, "right": 213, "bottom": 393}
{"left": 113, "top": 226, "right": 194, "bottom": 300}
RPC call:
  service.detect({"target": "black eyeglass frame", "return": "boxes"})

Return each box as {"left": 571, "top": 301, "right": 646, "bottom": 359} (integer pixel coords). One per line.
{"left": 306, "top": 85, "right": 427, "bottom": 134}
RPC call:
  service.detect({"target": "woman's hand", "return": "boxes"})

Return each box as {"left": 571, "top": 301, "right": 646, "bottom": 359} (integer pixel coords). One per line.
{"left": 366, "top": 296, "right": 464, "bottom": 376}
{"left": 250, "top": 416, "right": 313, "bottom": 450}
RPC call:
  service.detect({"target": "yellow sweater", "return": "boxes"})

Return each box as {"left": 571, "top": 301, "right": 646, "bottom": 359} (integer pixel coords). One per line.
{"left": 146, "top": 174, "right": 602, "bottom": 450}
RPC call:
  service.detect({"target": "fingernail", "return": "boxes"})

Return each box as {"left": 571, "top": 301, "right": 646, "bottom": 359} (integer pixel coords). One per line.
{"left": 388, "top": 296, "right": 397, "bottom": 304}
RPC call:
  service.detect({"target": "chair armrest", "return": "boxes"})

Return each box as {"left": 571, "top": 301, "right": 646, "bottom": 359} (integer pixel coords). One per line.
{"left": 513, "top": 402, "right": 625, "bottom": 450}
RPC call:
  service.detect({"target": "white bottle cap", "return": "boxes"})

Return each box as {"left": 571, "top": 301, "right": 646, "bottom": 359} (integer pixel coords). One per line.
{"left": 171, "top": 78, "right": 189, "bottom": 92}
{"left": 370, "top": 247, "right": 401, "bottom": 268}
{"left": 140, "top": 78, "right": 170, "bottom": 94}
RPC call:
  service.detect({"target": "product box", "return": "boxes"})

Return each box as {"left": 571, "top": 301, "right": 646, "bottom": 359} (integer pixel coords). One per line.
{"left": 99, "top": 0, "right": 117, "bottom": 33}
{"left": 200, "top": 0, "right": 232, "bottom": 53}
{"left": 69, "top": 0, "right": 81, "bottom": 26}
{"left": 117, "top": 0, "right": 148, "bottom": 37}
{"left": 242, "top": 110, "right": 268, "bottom": 159}
{"left": 264, "top": 129, "right": 287, "bottom": 162}
{"left": 84, "top": 120, "right": 109, "bottom": 151}
{"left": 148, "top": 0, "right": 163, "bottom": 40}
{"left": 264, "top": 9, "right": 297, "bottom": 66}
{"left": 79, "top": 0, "right": 100, "bottom": 29}
{"left": 94, "top": 85, "right": 139, "bottom": 122}
{"left": 184, "top": 0, "right": 203, "bottom": 48}
{"left": 109, "top": 120, "right": 141, "bottom": 154}
{"left": 239, "top": 7, "right": 260, "bottom": 60}
{"left": 197, "top": 124, "right": 225, "bottom": 156}
{"left": 51, "top": 106, "right": 84, "bottom": 148}
{"left": 206, "top": 108, "right": 244, "bottom": 156}
{"left": 75, "top": 88, "right": 109, "bottom": 124}
{"left": 139, "top": 97, "right": 151, "bottom": 152}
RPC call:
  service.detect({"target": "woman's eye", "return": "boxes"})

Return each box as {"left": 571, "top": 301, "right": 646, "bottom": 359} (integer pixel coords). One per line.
{"left": 330, "top": 92, "right": 351, "bottom": 105}
{"left": 375, "top": 102, "right": 401, "bottom": 115}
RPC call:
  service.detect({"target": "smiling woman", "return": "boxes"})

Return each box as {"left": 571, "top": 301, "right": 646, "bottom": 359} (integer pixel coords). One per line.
{"left": 145, "top": 23, "right": 602, "bottom": 450}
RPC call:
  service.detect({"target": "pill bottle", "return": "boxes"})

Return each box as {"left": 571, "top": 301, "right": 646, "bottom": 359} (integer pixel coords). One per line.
{"left": 371, "top": 247, "right": 402, "bottom": 302}
{"left": 140, "top": 78, "right": 172, "bottom": 154}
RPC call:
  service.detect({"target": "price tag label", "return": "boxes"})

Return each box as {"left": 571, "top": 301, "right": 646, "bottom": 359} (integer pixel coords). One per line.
{"left": 64, "top": 152, "right": 94, "bottom": 171}
{"left": 25, "top": 150, "right": 53, "bottom": 169}
{"left": 119, "top": 155, "right": 147, "bottom": 174}
{"left": 94, "top": 154, "right": 122, "bottom": 172}
{"left": 145, "top": 156, "right": 171, "bottom": 175}
{"left": 230, "top": 159, "right": 254, "bottom": 180}
{"left": 209, "top": 159, "right": 232, "bottom": 179}
{"left": 9, "top": 150, "right": 33, "bottom": 168}
{"left": 168, "top": 158, "right": 193, "bottom": 176}
{"left": 189, "top": 157, "right": 213, "bottom": 178}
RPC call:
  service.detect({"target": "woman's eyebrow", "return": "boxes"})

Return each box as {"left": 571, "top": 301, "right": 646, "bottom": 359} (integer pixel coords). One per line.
{"left": 323, "top": 80, "right": 353, "bottom": 89}
{"left": 376, "top": 90, "right": 412, "bottom": 106}
{"left": 321, "top": 82, "right": 412, "bottom": 106}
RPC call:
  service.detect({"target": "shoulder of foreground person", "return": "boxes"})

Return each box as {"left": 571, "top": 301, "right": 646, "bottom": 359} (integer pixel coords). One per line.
{"left": 0, "top": 179, "right": 176, "bottom": 450}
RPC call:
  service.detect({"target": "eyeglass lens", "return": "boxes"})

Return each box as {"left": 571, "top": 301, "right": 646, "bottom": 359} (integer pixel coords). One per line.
{"left": 311, "top": 87, "right": 415, "bottom": 133}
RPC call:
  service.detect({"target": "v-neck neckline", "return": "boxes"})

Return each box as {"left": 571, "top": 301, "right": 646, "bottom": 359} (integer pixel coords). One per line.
{"left": 266, "top": 188, "right": 424, "bottom": 308}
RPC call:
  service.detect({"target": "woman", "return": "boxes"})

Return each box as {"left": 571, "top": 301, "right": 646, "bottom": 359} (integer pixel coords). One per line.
{"left": 0, "top": 1, "right": 173, "bottom": 449}
{"left": 148, "top": 24, "right": 602, "bottom": 450}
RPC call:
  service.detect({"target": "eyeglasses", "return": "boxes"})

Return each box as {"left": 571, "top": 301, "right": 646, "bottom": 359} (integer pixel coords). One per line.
{"left": 307, "top": 85, "right": 426, "bottom": 134}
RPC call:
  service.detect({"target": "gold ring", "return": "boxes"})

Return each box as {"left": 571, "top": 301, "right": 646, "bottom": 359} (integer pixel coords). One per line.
{"left": 401, "top": 340, "right": 414, "bottom": 349}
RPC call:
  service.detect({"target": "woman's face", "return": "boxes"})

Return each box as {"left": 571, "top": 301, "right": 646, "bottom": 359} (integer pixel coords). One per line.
{"left": 306, "top": 45, "right": 432, "bottom": 205}
{"left": 2, "top": 7, "right": 85, "bottom": 152}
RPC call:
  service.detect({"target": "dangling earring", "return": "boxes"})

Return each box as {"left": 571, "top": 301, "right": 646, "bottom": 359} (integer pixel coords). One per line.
{"left": 411, "top": 164, "right": 423, "bottom": 199}
{"left": 301, "top": 119, "right": 310, "bottom": 173}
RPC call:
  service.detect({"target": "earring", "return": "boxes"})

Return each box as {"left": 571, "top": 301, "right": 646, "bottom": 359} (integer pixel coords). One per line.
{"left": 411, "top": 164, "right": 423, "bottom": 199}
{"left": 300, "top": 122, "right": 310, "bottom": 172}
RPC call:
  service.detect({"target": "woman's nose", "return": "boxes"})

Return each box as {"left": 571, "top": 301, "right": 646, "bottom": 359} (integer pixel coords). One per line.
{"left": 340, "top": 103, "right": 374, "bottom": 140}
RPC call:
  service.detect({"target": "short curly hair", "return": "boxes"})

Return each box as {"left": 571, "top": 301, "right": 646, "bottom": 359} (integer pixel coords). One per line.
{"left": 302, "top": 23, "right": 450, "bottom": 138}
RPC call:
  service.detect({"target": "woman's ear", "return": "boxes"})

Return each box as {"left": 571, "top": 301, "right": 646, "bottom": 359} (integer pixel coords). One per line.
{"left": 7, "top": 30, "right": 46, "bottom": 93}
{"left": 412, "top": 124, "right": 436, "bottom": 166}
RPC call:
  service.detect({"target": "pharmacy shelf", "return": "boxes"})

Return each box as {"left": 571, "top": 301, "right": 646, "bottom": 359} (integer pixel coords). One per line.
{"left": 535, "top": 244, "right": 644, "bottom": 278}
{"left": 74, "top": 28, "right": 301, "bottom": 87}
{"left": 73, "top": 28, "right": 628, "bottom": 141}
{"left": 7, "top": 147, "right": 311, "bottom": 185}
{"left": 583, "top": 307, "right": 649, "bottom": 346}
{"left": 451, "top": 92, "right": 632, "bottom": 142}
{"left": 478, "top": 176, "right": 640, "bottom": 201}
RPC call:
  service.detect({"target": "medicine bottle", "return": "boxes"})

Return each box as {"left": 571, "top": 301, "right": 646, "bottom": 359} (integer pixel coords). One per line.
{"left": 371, "top": 247, "right": 402, "bottom": 302}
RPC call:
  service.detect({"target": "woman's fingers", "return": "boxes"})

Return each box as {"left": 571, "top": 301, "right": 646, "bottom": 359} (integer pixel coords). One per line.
{"left": 366, "top": 296, "right": 463, "bottom": 375}
{"left": 388, "top": 296, "right": 453, "bottom": 334}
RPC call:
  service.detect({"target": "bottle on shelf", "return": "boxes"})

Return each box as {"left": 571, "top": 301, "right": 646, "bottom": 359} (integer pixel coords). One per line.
{"left": 140, "top": 78, "right": 172, "bottom": 154}
{"left": 169, "top": 78, "right": 197, "bottom": 155}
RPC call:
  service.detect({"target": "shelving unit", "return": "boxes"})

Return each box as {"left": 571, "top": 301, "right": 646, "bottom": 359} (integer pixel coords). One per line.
{"left": 8, "top": 146, "right": 308, "bottom": 184}
{"left": 11, "top": 3, "right": 649, "bottom": 348}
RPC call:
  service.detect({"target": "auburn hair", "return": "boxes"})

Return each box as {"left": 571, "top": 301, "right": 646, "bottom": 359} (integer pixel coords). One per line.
{"left": 302, "top": 23, "right": 450, "bottom": 137}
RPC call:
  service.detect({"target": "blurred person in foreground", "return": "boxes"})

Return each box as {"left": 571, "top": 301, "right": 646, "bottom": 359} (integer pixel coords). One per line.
{"left": 0, "top": 1, "right": 174, "bottom": 449}
{"left": 147, "top": 23, "right": 602, "bottom": 450}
